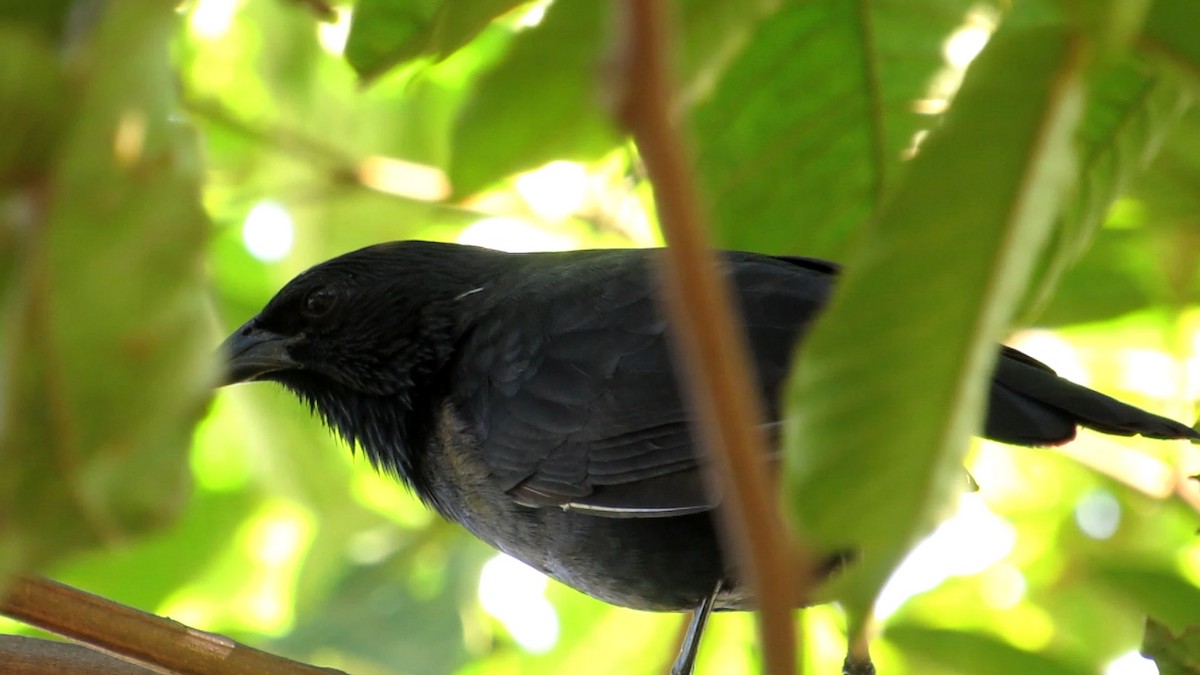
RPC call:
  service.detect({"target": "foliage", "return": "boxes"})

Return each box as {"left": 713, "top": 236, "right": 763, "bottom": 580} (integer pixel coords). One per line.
{"left": 2, "top": 0, "right": 1200, "bottom": 674}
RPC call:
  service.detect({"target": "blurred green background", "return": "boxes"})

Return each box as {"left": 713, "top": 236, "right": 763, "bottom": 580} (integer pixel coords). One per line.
{"left": 3, "top": 0, "right": 1200, "bottom": 673}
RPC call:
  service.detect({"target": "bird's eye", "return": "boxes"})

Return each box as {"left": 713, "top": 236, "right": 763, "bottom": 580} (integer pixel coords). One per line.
{"left": 303, "top": 288, "right": 337, "bottom": 319}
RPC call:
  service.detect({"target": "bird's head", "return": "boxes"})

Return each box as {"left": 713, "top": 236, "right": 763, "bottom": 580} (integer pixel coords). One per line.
{"left": 219, "top": 242, "right": 482, "bottom": 400}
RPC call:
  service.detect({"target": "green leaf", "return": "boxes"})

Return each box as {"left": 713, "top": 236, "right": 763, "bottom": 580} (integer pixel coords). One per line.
{"left": 691, "top": 0, "right": 990, "bottom": 257}
{"left": 272, "top": 525, "right": 486, "bottom": 674}
{"left": 886, "top": 626, "right": 1093, "bottom": 675}
{"left": 449, "top": 0, "right": 620, "bottom": 197}
{"left": 0, "top": 0, "right": 76, "bottom": 41}
{"left": 346, "top": 0, "right": 525, "bottom": 81}
{"left": 1022, "top": 57, "right": 1190, "bottom": 324}
{"left": 782, "top": 23, "right": 1086, "bottom": 628}
{"left": 0, "top": 25, "right": 67, "bottom": 182}
{"left": 1140, "top": 0, "right": 1200, "bottom": 81}
{"left": 676, "top": 0, "right": 778, "bottom": 104}
{"left": 0, "top": 0, "right": 210, "bottom": 584}
{"left": 1091, "top": 562, "right": 1200, "bottom": 635}
{"left": 1144, "top": 618, "right": 1200, "bottom": 675}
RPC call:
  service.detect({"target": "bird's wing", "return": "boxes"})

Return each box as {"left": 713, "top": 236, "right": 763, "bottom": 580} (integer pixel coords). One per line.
{"left": 452, "top": 251, "right": 835, "bottom": 518}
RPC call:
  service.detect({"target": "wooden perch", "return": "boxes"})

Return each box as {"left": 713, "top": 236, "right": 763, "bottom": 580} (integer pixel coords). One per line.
{"left": 0, "top": 575, "right": 344, "bottom": 675}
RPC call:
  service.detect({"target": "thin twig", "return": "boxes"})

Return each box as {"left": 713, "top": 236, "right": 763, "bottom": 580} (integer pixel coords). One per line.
{"left": 182, "top": 97, "right": 359, "bottom": 176}
{"left": 612, "top": 2, "right": 818, "bottom": 673}
{"left": 0, "top": 575, "right": 344, "bottom": 675}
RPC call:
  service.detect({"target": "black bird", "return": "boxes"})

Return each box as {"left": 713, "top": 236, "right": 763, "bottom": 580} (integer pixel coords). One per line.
{"left": 220, "top": 241, "right": 1197, "bottom": 674}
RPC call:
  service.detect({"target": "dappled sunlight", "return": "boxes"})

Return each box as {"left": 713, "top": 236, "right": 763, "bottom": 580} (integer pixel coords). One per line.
{"left": 316, "top": 6, "right": 352, "bottom": 56}
{"left": 350, "top": 468, "right": 434, "bottom": 530}
{"left": 478, "top": 554, "right": 559, "bottom": 654}
{"left": 1009, "top": 330, "right": 1090, "bottom": 385}
{"left": 190, "top": 396, "right": 254, "bottom": 492}
{"left": 457, "top": 217, "right": 583, "bottom": 253}
{"left": 1055, "top": 434, "right": 1176, "bottom": 498}
{"left": 979, "top": 563, "right": 1026, "bottom": 611}
{"left": 1106, "top": 650, "right": 1160, "bottom": 675}
{"left": 357, "top": 156, "right": 451, "bottom": 201}
{"left": 242, "top": 200, "right": 295, "bottom": 262}
{"left": 942, "top": 14, "right": 993, "bottom": 69}
{"left": 237, "top": 502, "right": 315, "bottom": 631}
{"left": 189, "top": 0, "right": 240, "bottom": 41}
{"left": 1120, "top": 348, "right": 1183, "bottom": 399}
{"left": 1074, "top": 489, "right": 1122, "bottom": 540}
{"left": 155, "top": 500, "right": 315, "bottom": 636}
{"left": 876, "top": 494, "right": 1018, "bottom": 620}
{"left": 905, "top": 4, "right": 999, "bottom": 158}
{"left": 515, "top": 161, "right": 590, "bottom": 222}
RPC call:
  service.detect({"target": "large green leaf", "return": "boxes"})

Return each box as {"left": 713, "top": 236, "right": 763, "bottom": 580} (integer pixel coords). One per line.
{"left": 0, "top": 0, "right": 210, "bottom": 584}
{"left": 676, "top": 0, "right": 778, "bottom": 104}
{"left": 1022, "top": 57, "right": 1191, "bottom": 324}
{"left": 691, "top": 0, "right": 991, "bottom": 257}
{"left": 783, "top": 23, "right": 1086, "bottom": 627}
{"left": 1140, "top": 0, "right": 1200, "bottom": 81}
{"left": 448, "top": 0, "right": 619, "bottom": 197}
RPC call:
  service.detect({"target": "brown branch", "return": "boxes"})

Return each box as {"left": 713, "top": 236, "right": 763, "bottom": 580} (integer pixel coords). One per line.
{"left": 0, "top": 635, "right": 160, "bottom": 674}
{"left": 0, "top": 576, "right": 344, "bottom": 675}
{"left": 612, "top": 2, "right": 818, "bottom": 673}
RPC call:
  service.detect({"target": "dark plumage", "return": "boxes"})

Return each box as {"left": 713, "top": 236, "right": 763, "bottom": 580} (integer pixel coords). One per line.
{"left": 220, "top": 241, "right": 1198, "bottom": 672}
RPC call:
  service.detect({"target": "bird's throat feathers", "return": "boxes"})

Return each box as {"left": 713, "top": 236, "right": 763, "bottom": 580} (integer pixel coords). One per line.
{"left": 288, "top": 375, "right": 437, "bottom": 495}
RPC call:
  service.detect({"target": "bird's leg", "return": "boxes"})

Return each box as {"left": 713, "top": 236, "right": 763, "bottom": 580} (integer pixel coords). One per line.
{"left": 670, "top": 581, "right": 721, "bottom": 675}
{"left": 842, "top": 656, "right": 875, "bottom": 675}
{"left": 843, "top": 631, "right": 875, "bottom": 675}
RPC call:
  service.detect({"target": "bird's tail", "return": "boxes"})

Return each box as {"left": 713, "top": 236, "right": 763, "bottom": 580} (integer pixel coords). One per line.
{"left": 984, "top": 346, "right": 1199, "bottom": 446}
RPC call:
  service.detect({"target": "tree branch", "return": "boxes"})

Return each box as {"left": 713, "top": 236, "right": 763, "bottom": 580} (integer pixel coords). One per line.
{"left": 612, "top": 1, "right": 820, "bottom": 673}
{"left": 0, "top": 575, "right": 344, "bottom": 675}
{"left": 0, "top": 635, "right": 160, "bottom": 674}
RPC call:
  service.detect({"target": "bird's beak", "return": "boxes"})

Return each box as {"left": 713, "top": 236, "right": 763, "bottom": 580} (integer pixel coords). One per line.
{"left": 219, "top": 318, "right": 300, "bottom": 386}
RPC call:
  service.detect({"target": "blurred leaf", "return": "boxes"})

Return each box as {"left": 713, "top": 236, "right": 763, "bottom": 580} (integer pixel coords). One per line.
{"left": 0, "top": 23, "right": 64, "bottom": 326}
{"left": 1091, "top": 562, "right": 1200, "bottom": 634}
{"left": 691, "top": 0, "right": 991, "bottom": 257}
{"left": 783, "top": 23, "right": 1086, "bottom": 627}
{"left": 1034, "top": 227, "right": 1163, "bottom": 326}
{"left": 676, "top": 0, "right": 778, "bottom": 103}
{"left": 886, "top": 625, "right": 1092, "bottom": 675}
{"left": 273, "top": 525, "right": 486, "bottom": 675}
{"left": 1033, "top": 104, "right": 1200, "bottom": 326}
{"left": 1022, "top": 58, "right": 1191, "bottom": 325}
{"left": 51, "top": 489, "right": 259, "bottom": 613}
{"left": 1140, "top": 0, "right": 1200, "bottom": 82}
{"left": 1144, "top": 618, "right": 1200, "bottom": 675}
{"left": 449, "top": 0, "right": 620, "bottom": 197}
{"left": 1128, "top": 108, "right": 1200, "bottom": 302}
{"left": 0, "top": 0, "right": 75, "bottom": 41}
{"left": 0, "top": 26, "right": 66, "bottom": 179}
{"left": 346, "top": 0, "right": 525, "bottom": 82}
{"left": 0, "top": 0, "right": 210, "bottom": 583}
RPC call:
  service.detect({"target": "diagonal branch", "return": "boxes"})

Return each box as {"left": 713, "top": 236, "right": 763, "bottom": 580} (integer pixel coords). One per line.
{"left": 0, "top": 575, "right": 343, "bottom": 675}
